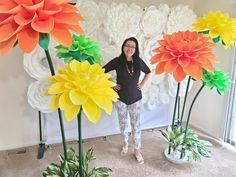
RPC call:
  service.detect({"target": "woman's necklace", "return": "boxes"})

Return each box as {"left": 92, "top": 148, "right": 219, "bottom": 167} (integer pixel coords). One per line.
{"left": 126, "top": 60, "right": 134, "bottom": 76}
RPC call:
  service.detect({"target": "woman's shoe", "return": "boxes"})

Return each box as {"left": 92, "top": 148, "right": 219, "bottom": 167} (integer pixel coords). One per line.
{"left": 121, "top": 146, "right": 128, "bottom": 156}
{"left": 134, "top": 152, "right": 144, "bottom": 164}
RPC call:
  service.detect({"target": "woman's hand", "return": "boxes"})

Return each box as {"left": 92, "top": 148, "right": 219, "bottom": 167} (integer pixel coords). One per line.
{"left": 112, "top": 84, "right": 121, "bottom": 91}
{"left": 137, "top": 83, "right": 144, "bottom": 90}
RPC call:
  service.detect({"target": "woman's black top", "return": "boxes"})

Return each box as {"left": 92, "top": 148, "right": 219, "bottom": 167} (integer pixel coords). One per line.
{"left": 103, "top": 57, "right": 151, "bottom": 105}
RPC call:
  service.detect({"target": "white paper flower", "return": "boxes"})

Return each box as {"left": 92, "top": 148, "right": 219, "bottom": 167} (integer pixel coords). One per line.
{"left": 165, "top": 4, "right": 196, "bottom": 34}
{"left": 143, "top": 35, "right": 163, "bottom": 69}
{"left": 159, "top": 84, "right": 170, "bottom": 104}
{"left": 150, "top": 72, "right": 166, "bottom": 85}
{"left": 27, "top": 80, "right": 52, "bottom": 113}
{"left": 136, "top": 32, "right": 146, "bottom": 59}
{"left": 103, "top": 3, "right": 141, "bottom": 46}
{"left": 143, "top": 83, "right": 160, "bottom": 110}
{"left": 140, "top": 6, "right": 169, "bottom": 37}
{"left": 167, "top": 74, "right": 194, "bottom": 97}
{"left": 23, "top": 41, "right": 64, "bottom": 80}
{"left": 98, "top": 2, "right": 109, "bottom": 26}
{"left": 78, "top": 0, "right": 101, "bottom": 35}
{"left": 158, "top": 3, "right": 170, "bottom": 16}
{"left": 146, "top": 85, "right": 160, "bottom": 110}
{"left": 130, "top": 3, "right": 144, "bottom": 15}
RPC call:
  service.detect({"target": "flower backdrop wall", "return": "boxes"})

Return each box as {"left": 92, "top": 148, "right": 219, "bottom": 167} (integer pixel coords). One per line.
{"left": 23, "top": 1, "right": 197, "bottom": 114}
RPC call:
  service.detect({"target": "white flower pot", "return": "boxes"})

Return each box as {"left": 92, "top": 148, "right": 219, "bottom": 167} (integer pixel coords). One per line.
{"left": 164, "top": 148, "right": 188, "bottom": 164}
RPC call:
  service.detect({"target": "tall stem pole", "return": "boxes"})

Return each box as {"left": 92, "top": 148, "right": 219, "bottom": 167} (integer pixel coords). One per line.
{"left": 180, "top": 77, "right": 191, "bottom": 126}
{"left": 44, "top": 49, "right": 67, "bottom": 160}
{"left": 77, "top": 110, "right": 84, "bottom": 177}
{"left": 177, "top": 97, "right": 180, "bottom": 125}
{"left": 168, "top": 83, "right": 180, "bottom": 154}
{"left": 180, "top": 83, "right": 205, "bottom": 158}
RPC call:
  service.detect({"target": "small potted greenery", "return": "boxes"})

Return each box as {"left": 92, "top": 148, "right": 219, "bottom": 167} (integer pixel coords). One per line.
{"left": 161, "top": 126, "right": 212, "bottom": 163}
{"left": 43, "top": 148, "right": 112, "bottom": 177}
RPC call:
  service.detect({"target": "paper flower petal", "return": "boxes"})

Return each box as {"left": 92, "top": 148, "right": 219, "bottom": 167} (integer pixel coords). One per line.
{"left": 151, "top": 31, "right": 217, "bottom": 82}
{"left": 140, "top": 5, "right": 169, "bottom": 37}
{"left": 165, "top": 4, "right": 196, "bottom": 34}
{"left": 103, "top": 3, "right": 141, "bottom": 46}
{"left": 47, "top": 60, "right": 119, "bottom": 123}
{"left": 23, "top": 40, "right": 65, "bottom": 80}
{"left": 192, "top": 11, "right": 236, "bottom": 48}
{"left": 27, "top": 80, "right": 53, "bottom": 113}
{"left": 78, "top": 0, "right": 101, "bottom": 35}
{"left": 0, "top": 0, "right": 84, "bottom": 55}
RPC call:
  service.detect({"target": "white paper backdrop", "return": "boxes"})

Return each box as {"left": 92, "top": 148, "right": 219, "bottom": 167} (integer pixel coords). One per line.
{"left": 44, "top": 103, "right": 173, "bottom": 144}
{"left": 22, "top": 1, "right": 195, "bottom": 144}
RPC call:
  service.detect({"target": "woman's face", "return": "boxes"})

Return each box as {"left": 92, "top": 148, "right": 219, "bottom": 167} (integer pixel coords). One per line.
{"left": 123, "top": 40, "right": 136, "bottom": 60}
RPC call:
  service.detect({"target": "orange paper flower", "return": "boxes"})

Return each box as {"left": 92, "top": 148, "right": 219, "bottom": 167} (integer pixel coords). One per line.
{"left": 0, "top": 0, "right": 84, "bottom": 55}
{"left": 150, "top": 31, "right": 217, "bottom": 82}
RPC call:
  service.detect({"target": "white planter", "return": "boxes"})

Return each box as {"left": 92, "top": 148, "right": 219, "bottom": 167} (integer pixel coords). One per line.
{"left": 164, "top": 148, "right": 188, "bottom": 164}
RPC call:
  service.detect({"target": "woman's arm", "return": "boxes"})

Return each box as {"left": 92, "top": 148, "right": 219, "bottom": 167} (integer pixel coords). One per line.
{"left": 103, "top": 58, "right": 117, "bottom": 73}
{"left": 137, "top": 73, "right": 151, "bottom": 90}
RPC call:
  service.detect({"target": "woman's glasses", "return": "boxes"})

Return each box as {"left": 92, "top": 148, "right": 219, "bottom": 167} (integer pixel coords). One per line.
{"left": 124, "top": 45, "right": 136, "bottom": 49}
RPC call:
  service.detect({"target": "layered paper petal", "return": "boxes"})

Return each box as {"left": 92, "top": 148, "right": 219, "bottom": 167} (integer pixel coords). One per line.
{"left": 23, "top": 40, "right": 65, "bottom": 80}
{"left": 103, "top": 2, "right": 141, "bottom": 46}
{"left": 55, "top": 34, "right": 101, "bottom": 64}
{"left": 47, "top": 60, "right": 119, "bottom": 123}
{"left": 202, "top": 68, "right": 230, "bottom": 95}
{"left": 0, "top": 0, "right": 84, "bottom": 55}
{"left": 151, "top": 31, "right": 217, "bottom": 82}
{"left": 165, "top": 4, "right": 196, "bottom": 34}
{"left": 192, "top": 11, "right": 236, "bottom": 48}
{"left": 27, "top": 80, "right": 53, "bottom": 113}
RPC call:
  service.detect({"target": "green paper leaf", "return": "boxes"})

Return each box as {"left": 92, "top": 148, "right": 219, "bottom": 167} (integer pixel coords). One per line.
{"left": 212, "top": 36, "right": 220, "bottom": 43}
{"left": 39, "top": 33, "right": 50, "bottom": 50}
{"left": 200, "top": 30, "right": 209, "bottom": 34}
{"left": 222, "top": 40, "right": 226, "bottom": 46}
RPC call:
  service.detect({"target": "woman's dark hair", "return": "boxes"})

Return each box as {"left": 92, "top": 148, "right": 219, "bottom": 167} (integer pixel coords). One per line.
{"left": 119, "top": 37, "right": 140, "bottom": 69}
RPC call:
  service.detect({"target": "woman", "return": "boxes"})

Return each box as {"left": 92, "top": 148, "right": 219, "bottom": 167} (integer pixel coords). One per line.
{"left": 103, "top": 37, "right": 151, "bottom": 164}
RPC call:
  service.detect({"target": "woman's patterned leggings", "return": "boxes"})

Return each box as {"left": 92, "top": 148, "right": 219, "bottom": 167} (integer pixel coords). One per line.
{"left": 115, "top": 100, "right": 142, "bottom": 149}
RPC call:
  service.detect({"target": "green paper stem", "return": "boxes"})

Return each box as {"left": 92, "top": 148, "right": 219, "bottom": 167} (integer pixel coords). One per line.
{"left": 180, "top": 83, "right": 205, "bottom": 159}
{"left": 180, "top": 76, "right": 191, "bottom": 126}
{"left": 39, "top": 33, "right": 50, "bottom": 50}
{"left": 44, "top": 49, "right": 68, "bottom": 160}
{"left": 77, "top": 110, "right": 84, "bottom": 177}
{"left": 168, "top": 83, "right": 180, "bottom": 154}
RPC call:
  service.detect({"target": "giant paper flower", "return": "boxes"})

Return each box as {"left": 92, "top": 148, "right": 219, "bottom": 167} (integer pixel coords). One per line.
{"left": 27, "top": 80, "right": 52, "bottom": 113}
{"left": 0, "top": 0, "right": 84, "bottom": 55}
{"left": 202, "top": 68, "right": 230, "bottom": 95}
{"left": 150, "top": 31, "right": 217, "bottom": 82}
{"left": 192, "top": 11, "right": 236, "bottom": 48}
{"left": 165, "top": 4, "right": 196, "bottom": 34}
{"left": 55, "top": 34, "right": 101, "bottom": 64}
{"left": 47, "top": 60, "right": 119, "bottom": 123}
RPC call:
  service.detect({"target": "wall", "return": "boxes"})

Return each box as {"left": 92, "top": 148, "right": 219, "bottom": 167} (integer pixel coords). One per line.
{"left": 0, "top": 48, "right": 39, "bottom": 150}
{"left": 188, "top": 0, "right": 236, "bottom": 140}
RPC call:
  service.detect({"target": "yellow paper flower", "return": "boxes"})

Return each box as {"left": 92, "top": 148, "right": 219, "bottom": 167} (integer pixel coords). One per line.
{"left": 192, "top": 11, "right": 236, "bottom": 48}
{"left": 47, "top": 60, "right": 119, "bottom": 123}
